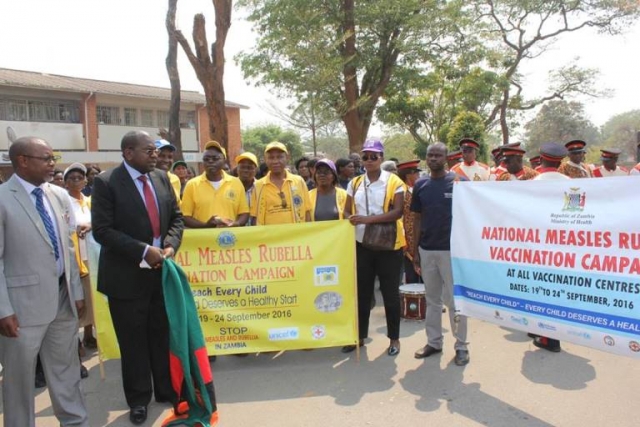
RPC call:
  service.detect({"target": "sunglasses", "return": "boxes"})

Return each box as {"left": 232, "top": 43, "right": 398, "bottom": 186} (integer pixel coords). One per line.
{"left": 279, "top": 191, "right": 288, "bottom": 209}
{"left": 362, "top": 154, "right": 380, "bottom": 161}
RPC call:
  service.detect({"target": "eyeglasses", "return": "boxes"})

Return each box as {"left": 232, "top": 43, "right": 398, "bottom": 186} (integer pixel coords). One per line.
{"left": 362, "top": 154, "right": 380, "bottom": 162}
{"left": 278, "top": 191, "right": 288, "bottom": 209}
{"left": 22, "top": 155, "right": 61, "bottom": 163}
{"left": 203, "top": 156, "right": 223, "bottom": 163}
{"left": 138, "top": 148, "right": 159, "bottom": 156}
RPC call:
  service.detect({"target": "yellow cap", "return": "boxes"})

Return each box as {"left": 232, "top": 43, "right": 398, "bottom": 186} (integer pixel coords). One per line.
{"left": 204, "top": 140, "right": 227, "bottom": 158}
{"left": 264, "top": 141, "right": 288, "bottom": 154}
{"left": 235, "top": 152, "right": 258, "bottom": 167}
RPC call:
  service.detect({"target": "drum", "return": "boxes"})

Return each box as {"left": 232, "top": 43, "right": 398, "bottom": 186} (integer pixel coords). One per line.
{"left": 399, "top": 283, "right": 426, "bottom": 320}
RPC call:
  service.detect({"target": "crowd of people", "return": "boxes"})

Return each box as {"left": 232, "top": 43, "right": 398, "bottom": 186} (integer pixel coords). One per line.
{"left": 0, "top": 130, "right": 637, "bottom": 426}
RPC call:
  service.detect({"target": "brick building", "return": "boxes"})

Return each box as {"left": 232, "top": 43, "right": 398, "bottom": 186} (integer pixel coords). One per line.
{"left": 0, "top": 67, "right": 247, "bottom": 175}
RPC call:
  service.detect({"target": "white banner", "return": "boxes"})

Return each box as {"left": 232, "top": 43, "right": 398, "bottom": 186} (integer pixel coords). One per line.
{"left": 451, "top": 176, "right": 640, "bottom": 358}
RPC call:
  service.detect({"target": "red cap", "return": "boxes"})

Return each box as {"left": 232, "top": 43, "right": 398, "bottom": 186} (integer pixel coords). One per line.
{"left": 500, "top": 146, "right": 526, "bottom": 157}
{"left": 459, "top": 138, "right": 480, "bottom": 149}
{"left": 600, "top": 148, "right": 621, "bottom": 159}
{"left": 565, "top": 140, "right": 586, "bottom": 152}
{"left": 447, "top": 150, "right": 463, "bottom": 160}
{"left": 397, "top": 159, "right": 422, "bottom": 171}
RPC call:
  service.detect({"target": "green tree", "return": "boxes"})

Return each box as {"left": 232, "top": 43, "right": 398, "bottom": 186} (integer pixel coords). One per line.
{"left": 472, "top": 0, "right": 639, "bottom": 144}
{"left": 237, "top": 0, "right": 467, "bottom": 153}
{"left": 446, "top": 111, "right": 488, "bottom": 163}
{"left": 265, "top": 95, "right": 341, "bottom": 157}
{"left": 600, "top": 110, "right": 640, "bottom": 163}
{"left": 524, "top": 100, "right": 600, "bottom": 155}
{"left": 378, "top": 65, "right": 502, "bottom": 155}
{"left": 381, "top": 133, "right": 419, "bottom": 163}
{"left": 311, "top": 135, "right": 350, "bottom": 160}
{"left": 241, "top": 124, "right": 304, "bottom": 164}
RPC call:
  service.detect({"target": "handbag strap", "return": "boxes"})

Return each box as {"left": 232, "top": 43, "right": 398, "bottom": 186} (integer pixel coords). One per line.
{"left": 363, "top": 176, "right": 370, "bottom": 216}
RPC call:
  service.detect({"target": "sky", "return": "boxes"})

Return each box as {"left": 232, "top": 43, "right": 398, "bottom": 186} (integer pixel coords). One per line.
{"left": 1, "top": 0, "right": 639, "bottom": 135}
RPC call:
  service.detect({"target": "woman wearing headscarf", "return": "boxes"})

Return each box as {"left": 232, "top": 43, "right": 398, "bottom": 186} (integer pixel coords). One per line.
{"left": 309, "top": 159, "right": 347, "bottom": 221}
{"left": 343, "top": 139, "right": 405, "bottom": 356}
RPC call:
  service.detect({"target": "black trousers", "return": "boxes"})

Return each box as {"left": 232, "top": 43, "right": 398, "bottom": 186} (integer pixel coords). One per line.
{"left": 356, "top": 243, "right": 403, "bottom": 341}
{"left": 108, "top": 282, "right": 175, "bottom": 407}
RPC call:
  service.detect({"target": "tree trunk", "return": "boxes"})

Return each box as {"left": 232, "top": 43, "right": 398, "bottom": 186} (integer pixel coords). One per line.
{"left": 209, "top": 0, "right": 232, "bottom": 149}
{"left": 166, "top": 0, "right": 183, "bottom": 159}
{"left": 499, "top": 88, "right": 510, "bottom": 145}
{"left": 174, "top": 2, "right": 231, "bottom": 152}
{"left": 341, "top": 0, "right": 366, "bottom": 153}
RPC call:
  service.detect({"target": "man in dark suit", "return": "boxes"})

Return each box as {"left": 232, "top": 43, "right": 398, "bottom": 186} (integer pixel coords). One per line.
{"left": 0, "top": 137, "right": 88, "bottom": 427}
{"left": 91, "top": 131, "right": 184, "bottom": 425}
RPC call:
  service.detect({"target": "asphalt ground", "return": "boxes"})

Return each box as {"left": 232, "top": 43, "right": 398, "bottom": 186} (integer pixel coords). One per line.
{"left": 1, "top": 288, "right": 638, "bottom": 427}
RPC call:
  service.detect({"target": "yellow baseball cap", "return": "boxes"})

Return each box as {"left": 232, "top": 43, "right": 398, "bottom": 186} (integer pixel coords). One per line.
{"left": 235, "top": 152, "right": 258, "bottom": 167}
{"left": 204, "top": 140, "right": 227, "bottom": 158}
{"left": 264, "top": 141, "right": 288, "bottom": 154}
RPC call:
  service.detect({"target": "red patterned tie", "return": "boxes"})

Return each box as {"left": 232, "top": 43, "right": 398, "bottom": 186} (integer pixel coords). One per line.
{"left": 138, "top": 175, "right": 161, "bottom": 238}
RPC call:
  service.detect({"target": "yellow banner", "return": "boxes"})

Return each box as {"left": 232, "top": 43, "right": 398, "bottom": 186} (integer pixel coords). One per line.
{"left": 88, "top": 235, "right": 120, "bottom": 360}
{"left": 91, "top": 220, "right": 358, "bottom": 359}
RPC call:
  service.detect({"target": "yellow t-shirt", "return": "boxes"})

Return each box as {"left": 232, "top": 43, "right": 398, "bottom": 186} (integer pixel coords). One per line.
{"left": 250, "top": 171, "right": 311, "bottom": 225}
{"left": 181, "top": 171, "right": 249, "bottom": 223}
{"left": 168, "top": 171, "right": 182, "bottom": 201}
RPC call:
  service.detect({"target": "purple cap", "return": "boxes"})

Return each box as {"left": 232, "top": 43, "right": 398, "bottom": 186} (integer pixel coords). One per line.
{"left": 315, "top": 158, "right": 337, "bottom": 175}
{"left": 361, "top": 138, "right": 384, "bottom": 153}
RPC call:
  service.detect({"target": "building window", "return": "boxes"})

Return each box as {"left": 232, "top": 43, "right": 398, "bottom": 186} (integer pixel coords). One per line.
{"left": 0, "top": 98, "right": 28, "bottom": 121}
{"left": 141, "top": 109, "right": 155, "bottom": 127}
{"left": 0, "top": 97, "right": 79, "bottom": 123}
{"left": 157, "top": 110, "right": 169, "bottom": 128}
{"left": 96, "top": 105, "right": 120, "bottom": 125}
{"left": 179, "top": 110, "right": 196, "bottom": 129}
{"left": 124, "top": 108, "right": 138, "bottom": 126}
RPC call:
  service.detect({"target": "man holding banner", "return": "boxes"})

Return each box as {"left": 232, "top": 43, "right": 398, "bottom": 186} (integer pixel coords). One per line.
{"left": 411, "top": 143, "right": 470, "bottom": 366}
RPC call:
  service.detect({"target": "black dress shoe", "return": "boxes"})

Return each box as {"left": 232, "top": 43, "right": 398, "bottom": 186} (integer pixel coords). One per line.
{"left": 414, "top": 345, "right": 442, "bottom": 359}
{"left": 341, "top": 339, "right": 365, "bottom": 353}
{"left": 80, "top": 365, "right": 89, "bottom": 379}
{"left": 387, "top": 344, "right": 400, "bottom": 356}
{"left": 454, "top": 349, "right": 470, "bottom": 366}
{"left": 129, "top": 405, "right": 147, "bottom": 425}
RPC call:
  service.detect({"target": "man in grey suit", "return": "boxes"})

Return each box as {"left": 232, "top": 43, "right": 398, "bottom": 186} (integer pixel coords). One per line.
{"left": 0, "top": 137, "right": 89, "bottom": 427}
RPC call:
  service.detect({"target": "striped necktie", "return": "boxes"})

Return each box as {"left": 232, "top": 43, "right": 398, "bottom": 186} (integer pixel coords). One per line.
{"left": 32, "top": 187, "right": 60, "bottom": 260}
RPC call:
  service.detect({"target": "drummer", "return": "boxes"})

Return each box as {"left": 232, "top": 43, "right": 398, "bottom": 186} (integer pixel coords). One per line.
{"left": 410, "top": 143, "right": 470, "bottom": 366}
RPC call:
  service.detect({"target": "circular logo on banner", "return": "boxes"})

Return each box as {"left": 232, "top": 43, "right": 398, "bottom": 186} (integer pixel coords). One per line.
{"left": 314, "top": 292, "right": 343, "bottom": 313}
{"left": 311, "top": 325, "right": 326, "bottom": 340}
{"left": 629, "top": 341, "right": 640, "bottom": 352}
{"left": 217, "top": 231, "right": 237, "bottom": 248}
{"left": 603, "top": 335, "right": 615, "bottom": 347}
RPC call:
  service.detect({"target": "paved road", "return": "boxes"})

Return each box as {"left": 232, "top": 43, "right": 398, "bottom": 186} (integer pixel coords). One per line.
{"left": 1, "top": 291, "right": 638, "bottom": 426}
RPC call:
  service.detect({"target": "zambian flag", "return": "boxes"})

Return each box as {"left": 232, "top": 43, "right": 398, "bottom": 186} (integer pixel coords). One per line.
{"left": 161, "top": 259, "right": 219, "bottom": 427}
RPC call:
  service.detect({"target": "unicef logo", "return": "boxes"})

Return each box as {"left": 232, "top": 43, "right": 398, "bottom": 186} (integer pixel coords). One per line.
{"left": 293, "top": 194, "right": 303, "bottom": 207}
{"left": 217, "top": 231, "right": 237, "bottom": 248}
